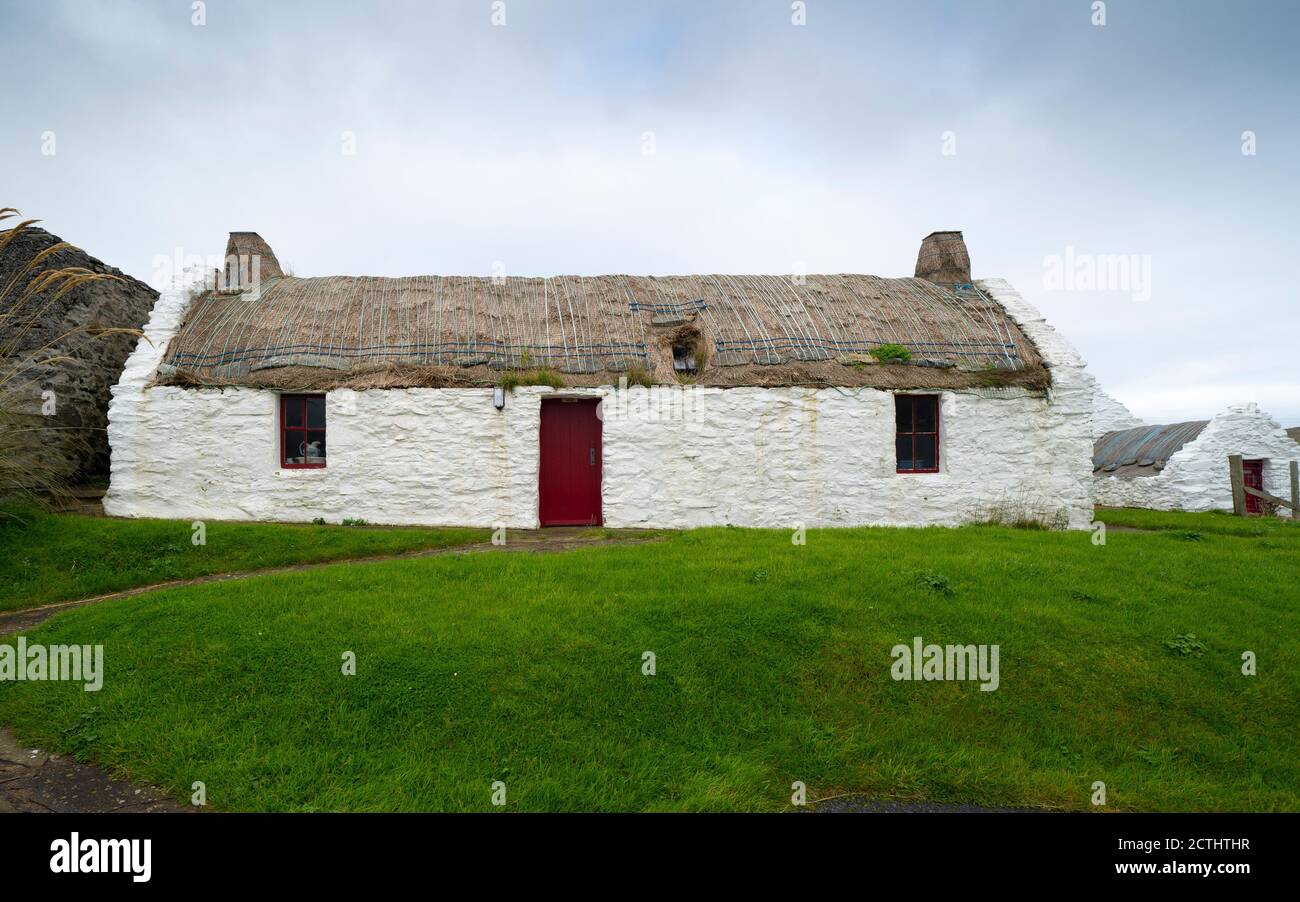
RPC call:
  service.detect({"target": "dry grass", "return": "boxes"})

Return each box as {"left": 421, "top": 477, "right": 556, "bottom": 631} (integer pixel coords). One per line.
{"left": 966, "top": 493, "right": 1070, "bottom": 530}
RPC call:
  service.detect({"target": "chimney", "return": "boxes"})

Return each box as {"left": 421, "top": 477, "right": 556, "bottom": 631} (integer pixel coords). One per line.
{"left": 223, "top": 231, "right": 283, "bottom": 288}
{"left": 915, "top": 230, "right": 971, "bottom": 285}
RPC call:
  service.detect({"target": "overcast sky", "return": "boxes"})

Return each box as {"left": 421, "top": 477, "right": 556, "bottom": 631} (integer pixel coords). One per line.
{"left": 2, "top": 0, "right": 1296, "bottom": 424}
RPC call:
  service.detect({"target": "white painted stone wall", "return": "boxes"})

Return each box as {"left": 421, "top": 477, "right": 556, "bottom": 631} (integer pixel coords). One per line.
{"left": 1082, "top": 371, "right": 1145, "bottom": 438}
{"left": 1093, "top": 403, "right": 1300, "bottom": 513}
{"left": 106, "top": 278, "right": 1095, "bottom": 529}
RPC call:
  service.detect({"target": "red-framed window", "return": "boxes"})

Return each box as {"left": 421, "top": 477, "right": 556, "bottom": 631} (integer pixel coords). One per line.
{"left": 280, "top": 394, "right": 326, "bottom": 468}
{"left": 895, "top": 395, "right": 939, "bottom": 473}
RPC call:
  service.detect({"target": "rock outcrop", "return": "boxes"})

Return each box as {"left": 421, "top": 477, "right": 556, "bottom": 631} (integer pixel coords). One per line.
{"left": 0, "top": 226, "right": 158, "bottom": 485}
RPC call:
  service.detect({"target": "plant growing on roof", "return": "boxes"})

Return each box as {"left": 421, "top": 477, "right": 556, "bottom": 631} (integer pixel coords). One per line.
{"left": 869, "top": 343, "right": 911, "bottom": 363}
{"left": 622, "top": 364, "right": 654, "bottom": 388}
{"left": 498, "top": 368, "right": 566, "bottom": 392}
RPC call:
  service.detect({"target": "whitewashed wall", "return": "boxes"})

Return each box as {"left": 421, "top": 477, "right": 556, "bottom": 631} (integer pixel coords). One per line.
{"left": 1082, "top": 371, "right": 1145, "bottom": 438}
{"left": 106, "top": 279, "right": 1095, "bottom": 529}
{"left": 1094, "top": 403, "right": 1300, "bottom": 513}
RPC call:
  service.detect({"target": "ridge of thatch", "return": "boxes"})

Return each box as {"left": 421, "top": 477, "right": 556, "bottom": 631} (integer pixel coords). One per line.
{"left": 158, "top": 273, "right": 1048, "bottom": 391}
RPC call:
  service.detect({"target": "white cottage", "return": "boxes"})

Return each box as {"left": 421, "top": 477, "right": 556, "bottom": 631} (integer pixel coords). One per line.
{"left": 104, "top": 232, "right": 1095, "bottom": 529}
{"left": 1093, "top": 403, "right": 1300, "bottom": 514}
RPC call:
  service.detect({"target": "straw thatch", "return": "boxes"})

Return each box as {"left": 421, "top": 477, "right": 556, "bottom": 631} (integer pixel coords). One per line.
{"left": 160, "top": 272, "right": 1048, "bottom": 391}
{"left": 224, "top": 231, "right": 283, "bottom": 282}
{"left": 915, "top": 231, "right": 972, "bottom": 285}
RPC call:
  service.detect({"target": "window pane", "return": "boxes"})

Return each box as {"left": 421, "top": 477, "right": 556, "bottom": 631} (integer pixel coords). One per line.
{"left": 915, "top": 397, "right": 937, "bottom": 432}
{"left": 896, "top": 435, "right": 913, "bottom": 470}
{"left": 306, "top": 397, "right": 326, "bottom": 428}
{"left": 914, "top": 435, "right": 937, "bottom": 470}
{"left": 283, "top": 398, "right": 304, "bottom": 427}
{"left": 895, "top": 397, "right": 913, "bottom": 432}
{"left": 305, "top": 430, "right": 327, "bottom": 463}
{"left": 283, "top": 428, "right": 306, "bottom": 464}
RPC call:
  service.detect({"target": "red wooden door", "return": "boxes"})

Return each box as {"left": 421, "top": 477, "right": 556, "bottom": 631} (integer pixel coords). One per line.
{"left": 1243, "top": 459, "right": 1264, "bottom": 515}
{"left": 539, "top": 399, "right": 602, "bottom": 526}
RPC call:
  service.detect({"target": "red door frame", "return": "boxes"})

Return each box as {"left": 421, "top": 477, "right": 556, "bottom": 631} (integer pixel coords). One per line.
{"left": 1243, "top": 459, "right": 1265, "bottom": 515}
{"left": 538, "top": 399, "right": 603, "bottom": 526}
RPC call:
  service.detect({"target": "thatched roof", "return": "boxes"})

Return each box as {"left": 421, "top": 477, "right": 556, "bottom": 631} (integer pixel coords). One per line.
{"left": 1093, "top": 421, "right": 1209, "bottom": 477}
{"left": 159, "top": 272, "right": 1048, "bottom": 391}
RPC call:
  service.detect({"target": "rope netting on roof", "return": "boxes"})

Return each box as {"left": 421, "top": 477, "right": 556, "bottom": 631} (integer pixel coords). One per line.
{"left": 163, "top": 273, "right": 1028, "bottom": 378}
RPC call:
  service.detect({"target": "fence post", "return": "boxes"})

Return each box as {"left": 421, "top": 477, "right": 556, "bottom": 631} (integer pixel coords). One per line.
{"left": 1229, "top": 454, "right": 1246, "bottom": 517}
{"left": 1291, "top": 460, "right": 1299, "bottom": 520}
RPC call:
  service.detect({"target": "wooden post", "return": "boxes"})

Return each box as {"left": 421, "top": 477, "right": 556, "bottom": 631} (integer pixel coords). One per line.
{"left": 1291, "top": 460, "right": 1299, "bottom": 520}
{"left": 1229, "top": 454, "right": 1246, "bottom": 517}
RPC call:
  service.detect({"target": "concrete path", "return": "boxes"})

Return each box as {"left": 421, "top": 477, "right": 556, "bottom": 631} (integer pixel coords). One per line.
{"left": 0, "top": 727, "right": 187, "bottom": 813}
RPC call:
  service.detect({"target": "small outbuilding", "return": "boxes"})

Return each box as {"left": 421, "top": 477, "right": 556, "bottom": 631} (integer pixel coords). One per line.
{"left": 1093, "top": 403, "right": 1300, "bottom": 514}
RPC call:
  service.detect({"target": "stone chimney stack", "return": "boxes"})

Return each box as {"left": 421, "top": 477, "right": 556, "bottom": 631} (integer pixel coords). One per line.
{"left": 914, "top": 230, "right": 971, "bottom": 285}
{"left": 223, "top": 231, "right": 283, "bottom": 288}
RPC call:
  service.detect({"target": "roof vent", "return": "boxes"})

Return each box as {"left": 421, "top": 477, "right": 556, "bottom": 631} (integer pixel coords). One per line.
{"left": 915, "top": 231, "right": 971, "bottom": 286}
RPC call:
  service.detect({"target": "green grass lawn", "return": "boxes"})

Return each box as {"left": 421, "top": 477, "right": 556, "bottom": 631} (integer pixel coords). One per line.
{"left": 0, "top": 507, "right": 485, "bottom": 612}
{"left": 0, "top": 511, "right": 1296, "bottom": 812}
{"left": 1097, "top": 506, "right": 1300, "bottom": 539}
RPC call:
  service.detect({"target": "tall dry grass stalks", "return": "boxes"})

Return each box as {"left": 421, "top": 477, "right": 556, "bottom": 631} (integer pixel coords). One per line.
{"left": 0, "top": 208, "right": 143, "bottom": 511}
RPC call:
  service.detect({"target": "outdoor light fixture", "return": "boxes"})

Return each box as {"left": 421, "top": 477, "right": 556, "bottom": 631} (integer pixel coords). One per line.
{"left": 493, "top": 386, "right": 506, "bottom": 410}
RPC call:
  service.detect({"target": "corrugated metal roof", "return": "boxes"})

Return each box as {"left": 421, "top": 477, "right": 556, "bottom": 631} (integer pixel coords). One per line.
{"left": 1093, "top": 421, "right": 1209, "bottom": 474}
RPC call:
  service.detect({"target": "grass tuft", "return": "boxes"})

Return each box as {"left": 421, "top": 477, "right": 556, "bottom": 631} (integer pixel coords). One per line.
{"left": 499, "top": 368, "right": 566, "bottom": 392}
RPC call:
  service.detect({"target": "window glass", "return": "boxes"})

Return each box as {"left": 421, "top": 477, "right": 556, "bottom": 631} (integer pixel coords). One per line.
{"left": 283, "top": 429, "right": 306, "bottom": 465}
{"left": 672, "top": 345, "right": 696, "bottom": 373}
{"left": 895, "top": 435, "right": 912, "bottom": 470}
{"left": 915, "top": 397, "right": 937, "bottom": 432}
{"left": 306, "top": 397, "right": 326, "bottom": 428}
{"left": 913, "top": 435, "right": 937, "bottom": 470}
{"left": 895, "top": 399, "right": 913, "bottom": 432}
{"left": 284, "top": 399, "right": 304, "bottom": 427}
{"left": 305, "top": 430, "right": 327, "bottom": 462}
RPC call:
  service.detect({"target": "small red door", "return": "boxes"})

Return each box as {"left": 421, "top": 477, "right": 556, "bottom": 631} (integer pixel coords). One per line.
{"left": 1243, "top": 459, "right": 1265, "bottom": 515}
{"left": 539, "top": 399, "right": 602, "bottom": 526}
